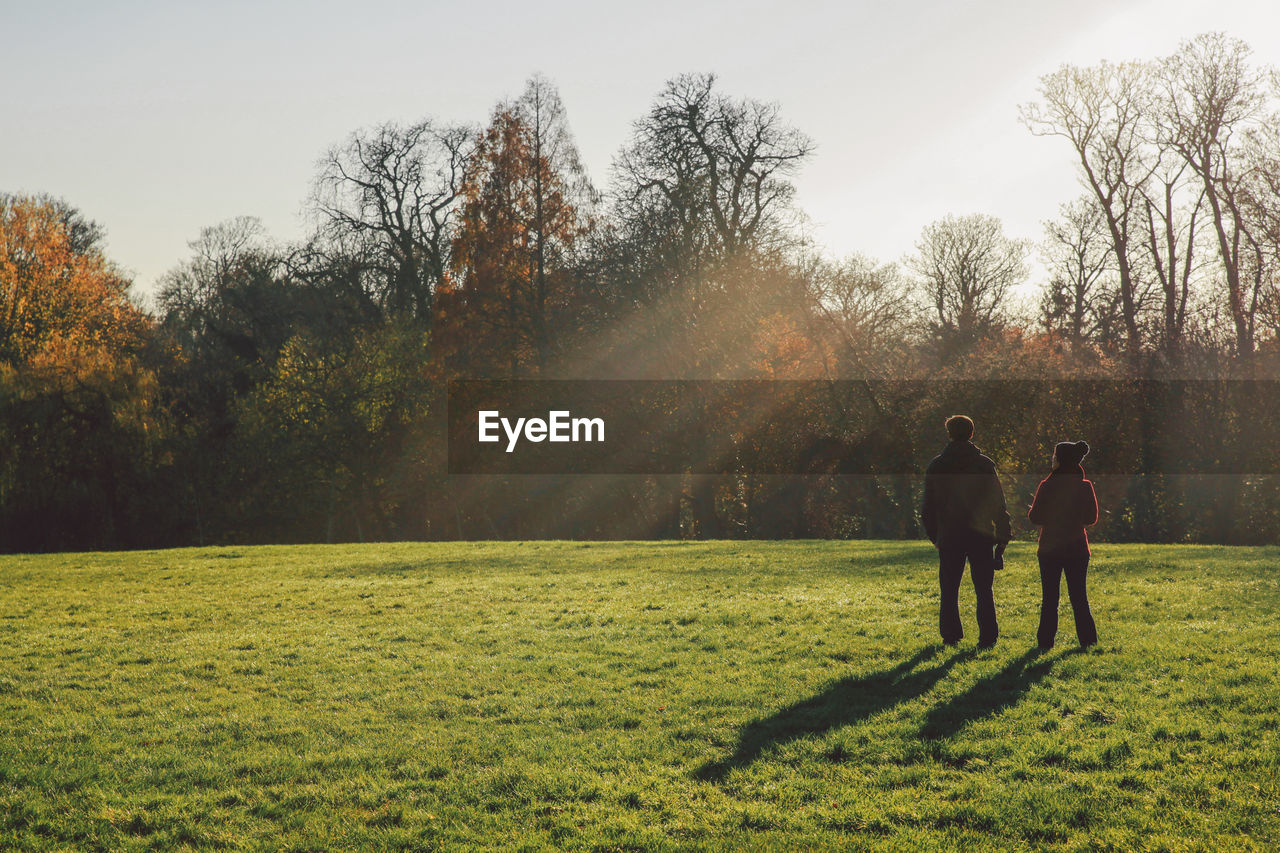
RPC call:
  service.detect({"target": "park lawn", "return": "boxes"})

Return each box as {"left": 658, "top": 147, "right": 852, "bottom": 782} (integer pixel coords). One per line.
{"left": 0, "top": 541, "right": 1277, "bottom": 852}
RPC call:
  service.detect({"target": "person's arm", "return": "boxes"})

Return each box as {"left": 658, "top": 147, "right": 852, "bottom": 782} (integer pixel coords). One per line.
{"left": 990, "top": 468, "right": 1012, "bottom": 545}
{"left": 921, "top": 469, "right": 939, "bottom": 545}
{"left": 1081, "top": 480, "right": 1099, "bottom": 526}
{"left": 1028, "top": 479, "right": 1047, "bottom": 526}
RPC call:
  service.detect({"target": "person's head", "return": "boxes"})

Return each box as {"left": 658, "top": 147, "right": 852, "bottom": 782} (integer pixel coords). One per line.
{"left": 1053, "top": 440, "right": 1090, "bottom": 470}
{"left": 945, "top": 414, "right": 974, "bottom": 442}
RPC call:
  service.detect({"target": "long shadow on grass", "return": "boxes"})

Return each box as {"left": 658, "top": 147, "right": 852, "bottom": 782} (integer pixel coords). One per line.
{"left": 696, "top": 645, "right": 974, "bottom": 781}
{"left": 917, "top": 648, "right": 1063, "bottom": 741}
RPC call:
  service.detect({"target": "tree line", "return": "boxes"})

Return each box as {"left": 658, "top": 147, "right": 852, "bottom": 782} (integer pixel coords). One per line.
{"left": 4, "top": 34, "right": 1280, "bottom": 551}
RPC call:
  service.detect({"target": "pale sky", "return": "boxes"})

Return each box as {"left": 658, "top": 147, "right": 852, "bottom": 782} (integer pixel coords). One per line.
{"left": 5, "top": 0, "right": 1280, "bottom": 300}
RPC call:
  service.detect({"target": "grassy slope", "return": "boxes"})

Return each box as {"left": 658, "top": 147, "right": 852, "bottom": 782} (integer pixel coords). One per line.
{"left": 1, "top": 541, "right": 1277, "bottom": 851}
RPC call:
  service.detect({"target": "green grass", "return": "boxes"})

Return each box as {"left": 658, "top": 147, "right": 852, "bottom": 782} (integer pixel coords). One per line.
{"left": 1, "top": 541, "right": 1278, "bottom": 851}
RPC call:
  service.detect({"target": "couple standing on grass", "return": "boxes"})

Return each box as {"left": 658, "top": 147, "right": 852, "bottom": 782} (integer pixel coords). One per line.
{"left": 921, "top": 414, "right": 1099, "bottom": 651}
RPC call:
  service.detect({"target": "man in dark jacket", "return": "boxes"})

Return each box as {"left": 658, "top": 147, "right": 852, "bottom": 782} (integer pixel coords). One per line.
{"left": 921, "top": 415, "right": 1012, "bottom": 648}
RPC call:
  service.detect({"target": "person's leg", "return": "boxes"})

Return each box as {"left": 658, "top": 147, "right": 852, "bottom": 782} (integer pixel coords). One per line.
{"left": 1037, "top": 553, "right": 1062, "bottom": 649}
{"left": 1063, "top": 555, "right": 1098, "bottom": 647}
{"left": 938, "top": 545, "right": 965, "bottom": 644}
{"left": 969, "top": 541, "right": 998, "bottom": 647}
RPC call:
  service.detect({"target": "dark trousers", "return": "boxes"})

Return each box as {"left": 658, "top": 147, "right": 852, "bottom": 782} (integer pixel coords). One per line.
{"left": 1037, "top": 548, "right": 1098, "bottom": 648}
{"left": 938, "top": 538, "right": 997, "bottom": 646}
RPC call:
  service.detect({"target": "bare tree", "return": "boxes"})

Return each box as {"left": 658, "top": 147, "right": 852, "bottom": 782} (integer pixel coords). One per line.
{"left": 313, "top": 119, "right": 472, "bottom": 323}
{"left": 1159, "top": 33, "right": 1272, "bottom": 359}
{"left": 806, "top": 252, "right": 912, "bottom": 375}
{"left": 1039, "top": 197, "right": 1123, "bottom": 345}
{"left": 600, "top": 73, "right": 814, "bottom": 380}
{"left": 1023, "top": 61, "right": 1156, "bottom": 359}
{"left": 157, "top": 216, "right": 278, "bottom": 348}
{"left": 909, "top": 213, "right": 1027, "bottom": 345}
{"left": 1135, "top": 133, "right": 1205, "bottom": 356}
{"left": 613, "top": 73, "right": 813, "bottom": 275}
{"left": 1240, "top": 113, "right": 1280, "bottom": 344}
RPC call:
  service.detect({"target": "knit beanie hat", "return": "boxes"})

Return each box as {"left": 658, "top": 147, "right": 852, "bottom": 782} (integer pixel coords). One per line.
{"left": 1054, "top": 440, "right": 1090, "bottom": 468}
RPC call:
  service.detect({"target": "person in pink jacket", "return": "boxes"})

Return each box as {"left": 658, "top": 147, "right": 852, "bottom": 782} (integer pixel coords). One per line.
{"left": 1028, "top": 440, "right": 1099, "bottom": 649}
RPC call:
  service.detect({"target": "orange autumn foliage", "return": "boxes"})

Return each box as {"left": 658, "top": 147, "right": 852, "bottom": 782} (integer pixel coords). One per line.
{"left": 1, "top": 195, "right": 148, "bottom": 370}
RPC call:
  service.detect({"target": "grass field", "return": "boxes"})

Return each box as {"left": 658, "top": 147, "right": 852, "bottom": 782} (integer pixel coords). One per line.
{"left": 1, "top": 541, "right": 1278, "bottom": 851}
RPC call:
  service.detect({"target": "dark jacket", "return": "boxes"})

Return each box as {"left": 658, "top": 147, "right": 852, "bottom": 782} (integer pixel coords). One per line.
{"left": 922, "top": 440, "right": 1012, "bottom": 546}
{"left": 1028, "top": 468, "right": 1098, "bottom": 555}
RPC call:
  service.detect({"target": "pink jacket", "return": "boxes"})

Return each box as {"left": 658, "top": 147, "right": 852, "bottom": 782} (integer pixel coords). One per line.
{"left": 1028, "top": 471, "right": 1098, "bottom": 555}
